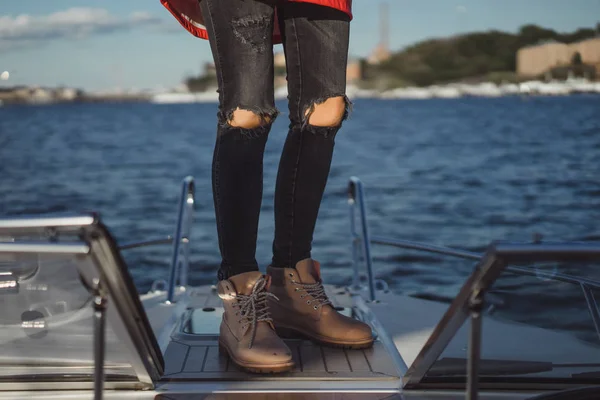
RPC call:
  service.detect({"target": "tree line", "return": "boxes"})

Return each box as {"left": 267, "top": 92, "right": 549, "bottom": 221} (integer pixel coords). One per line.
{"left": 366, "top": 23, "right": 600, "bottom": 88}
{"left": 186, "top": 23, "right": 599, "bottom": 91}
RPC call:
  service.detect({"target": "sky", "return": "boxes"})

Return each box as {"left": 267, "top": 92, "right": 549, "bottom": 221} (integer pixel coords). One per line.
{"left": 0, "top": 0, "right": 599, "bottom": 92}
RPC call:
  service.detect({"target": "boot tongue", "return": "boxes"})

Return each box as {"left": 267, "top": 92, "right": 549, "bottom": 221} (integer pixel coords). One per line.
{"left": 295, "top": 259, "right": 321, "bottom": 284}
{"left": 228, "top": 271, "right": 264, "bottom": 296}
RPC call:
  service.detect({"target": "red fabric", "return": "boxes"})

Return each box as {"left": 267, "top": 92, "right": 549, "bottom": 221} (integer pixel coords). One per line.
{"left": 160, "top": 0, "right": 352, "bottom": 44}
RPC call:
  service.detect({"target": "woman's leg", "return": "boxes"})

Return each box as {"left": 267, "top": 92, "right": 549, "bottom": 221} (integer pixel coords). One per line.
{"left": 201, "top": 0, "right": 295, "bottom": 373}
{"left": 266, "top": 3, "right": 373, "bottom": 349}
{"left": 200, "top": 0, "right": 279, "bottom": 281}
{"left": 271, "top": 3, "right": 351, "bottom": 269}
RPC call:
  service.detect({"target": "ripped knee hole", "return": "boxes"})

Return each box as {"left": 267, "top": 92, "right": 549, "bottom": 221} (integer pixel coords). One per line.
{"left": 228, "top": 108, "right": 274, "bottom": 130}
{"left": 304, "top": 96, "right": 348, "bottom": 127}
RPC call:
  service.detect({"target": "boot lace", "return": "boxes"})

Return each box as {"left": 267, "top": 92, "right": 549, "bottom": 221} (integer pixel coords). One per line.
{"left": 235, "top": 277, "right": 278, "bottom": 348}
{"left": 295, "top": 280, "right": 332, "bottom": 310}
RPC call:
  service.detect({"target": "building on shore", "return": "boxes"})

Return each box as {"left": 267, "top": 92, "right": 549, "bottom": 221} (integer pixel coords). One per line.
{"left": 346, "top": 57, "right": 364, "bottom": 83}
{"left": 0, "top": 86, "right": 84, "bottom": 104}
{"left": 367, "top": 43, "right": 391, "bottom": 65}
{"left": 366, "top": 2, "right": 391, "bottom": 65}
{"left": 517, "top": 37, "right": 600, "bottom": 78}
{"left": 274, "top": 52, "right": 286, "bottom": 69}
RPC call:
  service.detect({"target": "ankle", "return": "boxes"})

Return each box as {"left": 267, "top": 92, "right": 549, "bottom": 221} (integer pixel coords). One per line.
{"left": 218, "top": 264, "right": 260, "bottom": 281}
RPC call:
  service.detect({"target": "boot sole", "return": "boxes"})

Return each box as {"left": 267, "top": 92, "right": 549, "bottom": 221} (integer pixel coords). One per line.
{"left": 275, "top": 325, "right": 374, "bottom": 350}
{"left": 218, "top": 340, "right": 296, "bottom": 374}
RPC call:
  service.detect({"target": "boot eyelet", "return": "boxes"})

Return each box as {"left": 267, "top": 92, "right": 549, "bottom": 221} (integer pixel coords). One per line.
{"left": 306, "top": 300, "right": 311, "bottom": 304}
{"left": 288, "top": 273, "right": 294, "bottom": 277}
{"left": 295, "top": 288, "right": 299, "bottom": 291}
{"left": 313, "top": 305, "right": 318, "bottom": 310}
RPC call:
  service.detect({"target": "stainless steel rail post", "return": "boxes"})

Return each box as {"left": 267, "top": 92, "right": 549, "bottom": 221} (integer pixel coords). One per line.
{"left": 92, "top": 279, "right": 107, "bottom": 400}
{"left": 348, "top": 177, "right": 376, "bottom": 302}
{"left": 167, "top": 176, "right": 195, "bottom": 303}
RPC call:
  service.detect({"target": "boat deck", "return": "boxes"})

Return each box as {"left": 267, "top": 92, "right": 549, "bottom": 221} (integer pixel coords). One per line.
{"left": 162, "top": 336, "right": 398, "bottom": 381}
{"left": 157, "top": 284, "right": 400, "bottom": 385}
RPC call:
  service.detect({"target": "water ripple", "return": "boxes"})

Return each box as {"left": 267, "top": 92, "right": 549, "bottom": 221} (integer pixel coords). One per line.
{"left": 1, "top": 96, "right": 600, "bottom": 341}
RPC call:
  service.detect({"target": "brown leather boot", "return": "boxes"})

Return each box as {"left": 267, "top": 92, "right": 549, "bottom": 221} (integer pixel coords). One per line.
{"left": 217, "top": 271, "right": 295, "bottom": 373}
{"left": 267, "top": 259, "right": 374, "bottom": 349}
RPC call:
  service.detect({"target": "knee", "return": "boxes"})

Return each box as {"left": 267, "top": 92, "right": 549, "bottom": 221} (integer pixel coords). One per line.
{"left": 305, "top": 96, "right": 347, "bottom": 127}
{"left": 229, "top": 108, "right": 272, "bottom": 129}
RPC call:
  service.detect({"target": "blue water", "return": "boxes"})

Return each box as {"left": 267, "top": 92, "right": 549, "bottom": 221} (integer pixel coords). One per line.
{"left": 1, "top": 96, "right": 600, "bottom": 341}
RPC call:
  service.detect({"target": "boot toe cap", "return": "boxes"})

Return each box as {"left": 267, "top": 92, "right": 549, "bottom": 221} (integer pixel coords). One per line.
{"left": 347, "top": 321, "right": 374, "bottom": 342}
{"left": 244, "top": 338, "right": 293, "bottom": 365}
{"left": 331, "top": 314, "right": 374, "bottom": 343}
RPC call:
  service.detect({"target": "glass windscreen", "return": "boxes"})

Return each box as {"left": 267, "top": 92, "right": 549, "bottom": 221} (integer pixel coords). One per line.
{"left": 0, "top": 250, "right": 138, "bottom": 382}
{"left": 423, "top": 260, "right": 600, "bottom": 383}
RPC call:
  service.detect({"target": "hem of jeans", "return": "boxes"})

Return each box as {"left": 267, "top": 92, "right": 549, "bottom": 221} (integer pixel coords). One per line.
{"left": 218, "top": 263, "right": 261, "bottom": 281}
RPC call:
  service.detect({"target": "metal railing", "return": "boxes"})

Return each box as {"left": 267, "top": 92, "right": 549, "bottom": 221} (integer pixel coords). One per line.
{"left": 166, "top": 176, "right": 195, "bottom": 303}
{"left": 118, "top": 176, "right": 196, "bottom": 304}
{"left": 119, "top": 236, "right": 173, "bottom": 250}
{"left": 403, "top": 242, "right": 600, "bottom": 400}
{"left": 0, "top": 213, "right": 164, "bottom": 398}
{"left": 348, "top": 177, "right": 376, "bottom": 301}
{"left": 347, "top": 176, "right": 600, "bottom": 340}
{"left": 0, "top": 181, "right": 196, "bottom": 399}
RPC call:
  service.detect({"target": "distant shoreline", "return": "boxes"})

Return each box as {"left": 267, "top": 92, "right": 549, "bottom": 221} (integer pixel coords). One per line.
{"left": 1, "top": 79, "right": 599, "bottom": 107}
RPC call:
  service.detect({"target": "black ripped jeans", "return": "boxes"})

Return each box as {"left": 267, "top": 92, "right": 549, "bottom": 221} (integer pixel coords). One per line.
{"left": 199, "top": 0, "right": 351, "bottom": 280}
